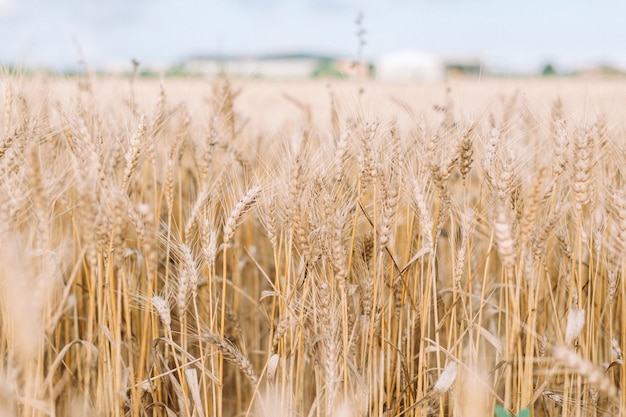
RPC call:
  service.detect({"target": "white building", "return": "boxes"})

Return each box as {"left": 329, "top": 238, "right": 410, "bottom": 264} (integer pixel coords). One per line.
{"left": 182, "top": 54, "right": 329, "bottom": 79}
{"left": 375, "top": 51, "right": 445, "bottom": 81}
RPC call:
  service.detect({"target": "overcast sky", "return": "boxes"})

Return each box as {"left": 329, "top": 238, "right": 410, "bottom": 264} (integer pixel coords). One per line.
{"left": 0, "top": 0, "right": 624, "bottom": 73}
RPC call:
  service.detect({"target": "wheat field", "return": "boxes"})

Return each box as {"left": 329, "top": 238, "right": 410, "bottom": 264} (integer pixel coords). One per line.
{"left": 0, "top": 73, "right": 625, "bottom": 417}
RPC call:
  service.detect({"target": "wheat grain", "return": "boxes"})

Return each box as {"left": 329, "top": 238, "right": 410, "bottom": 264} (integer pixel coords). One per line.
{"left": 494, "top": 202, "right": 516, "bottom": 277}
{"left": 572, "top": 127, "right": 595, "bottom": 210}
{"left": 121, "top": 115, "right": 148, "bottom": 192}
{"left": 203, "top": 333, "right": 258, "bottom": 385}
{"left": 223, "top": 184, "right": 261, "bottom": 244}
{"left": 176, "top": 242, "right": 199, "bottom": 316}
{"left": 152, "top": 295, "right": 172, "bottom": 334}
{"left": 553, "top": 346, "right": 617, "bottom": 399}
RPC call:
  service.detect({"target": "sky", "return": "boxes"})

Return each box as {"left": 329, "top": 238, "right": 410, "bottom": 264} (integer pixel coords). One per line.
{"left": 0, "top": 0, "right": 624, "bottom": 73}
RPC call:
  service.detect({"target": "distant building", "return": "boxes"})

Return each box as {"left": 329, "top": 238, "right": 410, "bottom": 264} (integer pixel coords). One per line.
{"left": 182, "top": 53, "right": 338, "bottom": 79}
{"left": 375, "top": 51, "right": 445, "bottom": 81}
{"left": 181, "top": 52, "right": 483, "bottom": 81}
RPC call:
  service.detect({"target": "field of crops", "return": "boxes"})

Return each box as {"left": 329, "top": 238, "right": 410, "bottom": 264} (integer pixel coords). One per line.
{"left": 0, "top": 74, "right": 625, "bottom": 417}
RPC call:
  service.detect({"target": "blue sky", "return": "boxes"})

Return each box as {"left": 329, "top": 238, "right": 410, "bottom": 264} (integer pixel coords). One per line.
{"left": 0, "top": 0, "right": 624, "bottom": 73}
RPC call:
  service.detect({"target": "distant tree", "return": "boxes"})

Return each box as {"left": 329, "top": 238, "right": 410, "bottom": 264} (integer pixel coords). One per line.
{"left": 312, "top": 59, "right": 343, "bottom": 78}
{"left": 542, "top": 63, "right": 557, "bottom": 76}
